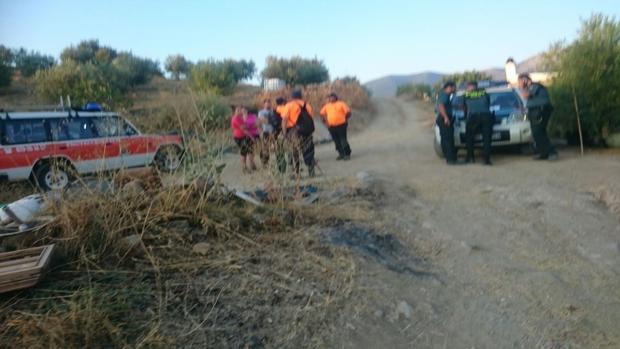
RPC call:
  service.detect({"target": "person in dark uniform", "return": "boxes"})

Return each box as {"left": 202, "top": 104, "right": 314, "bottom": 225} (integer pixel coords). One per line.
{"left": 518, "top": 73, "right": 558, "bottom": 160}
{"left": 463, "top": 81, "right": 493, "bottom": 165}
{"left": 436, "top": 81, "right": 458, "bottom": 165}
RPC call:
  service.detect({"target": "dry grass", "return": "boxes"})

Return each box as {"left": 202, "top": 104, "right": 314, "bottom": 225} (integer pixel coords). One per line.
{"left": 0, "top": 172, "right": 361, "bottom": 348}
{"left": 0, "top": 85, "right": 370, "bottom": 348}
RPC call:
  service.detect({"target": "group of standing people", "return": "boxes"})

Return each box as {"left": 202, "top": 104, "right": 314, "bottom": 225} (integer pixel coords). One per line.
{"left": 436, "top": 73, "right": 558, "bottom": 166}
{"left": 231, "top": 89, "right": 353, "bottom": 177}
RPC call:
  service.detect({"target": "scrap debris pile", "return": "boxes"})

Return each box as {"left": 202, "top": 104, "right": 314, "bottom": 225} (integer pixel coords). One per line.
{"left": 0, "top": 169, "right": 376, "bottom": 347}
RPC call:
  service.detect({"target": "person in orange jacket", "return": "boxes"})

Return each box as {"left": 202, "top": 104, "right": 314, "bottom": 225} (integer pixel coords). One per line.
{"left": 281, "top": 90, "right": 316, "bottom": 177}
{"left": 320, "top": 92, "right": 352, "bottom": 160}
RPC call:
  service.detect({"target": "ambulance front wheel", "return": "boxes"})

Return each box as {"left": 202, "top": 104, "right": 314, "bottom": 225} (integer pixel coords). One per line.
{"left": 34, "top": 160, "right": 75, "bottom": 191}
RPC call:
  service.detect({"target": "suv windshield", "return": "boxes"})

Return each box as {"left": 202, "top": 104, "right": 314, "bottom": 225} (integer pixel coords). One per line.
{"left": 490, "top": 91, "right": 523, "bottom": 116}
{"left": 451, "top": 90, "right": 523, "bottom": 118}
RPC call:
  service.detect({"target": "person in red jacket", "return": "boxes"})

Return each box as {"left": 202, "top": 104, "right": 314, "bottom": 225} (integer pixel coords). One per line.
{"left": 231, "top": 106, "right": 258, "bottom": 173}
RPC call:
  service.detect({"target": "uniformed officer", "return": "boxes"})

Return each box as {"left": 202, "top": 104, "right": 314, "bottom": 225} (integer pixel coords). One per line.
{"left": 436, "top": 81, "right": 458, "bottom": 165}
{"left": 463, "top": 81, "right": 493, "bottom": 165}
{"left": 518, "top": 73, "right": 558, "bottom": 161}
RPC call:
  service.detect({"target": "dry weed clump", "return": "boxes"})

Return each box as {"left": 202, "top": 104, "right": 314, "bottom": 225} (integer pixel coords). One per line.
{"left": 0, "top": 169, "right": 359, "bottom": 348}
{"left": 258, "top": 80, "right": 374, "bottom": 113}
{"left": 0, "top": 79, "right": 369, "bottom": 348}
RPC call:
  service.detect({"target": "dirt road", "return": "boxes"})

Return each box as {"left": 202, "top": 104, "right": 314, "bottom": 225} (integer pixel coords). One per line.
{"left": 222, "top": 98, "right": 620, "bottom": 348}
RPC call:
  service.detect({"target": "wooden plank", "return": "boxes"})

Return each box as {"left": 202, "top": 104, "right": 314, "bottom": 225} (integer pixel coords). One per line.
{"left": 0, "top": 256, "right": 39, "bottom": 269}
{"left": 0, "top": 246, "right": 45, "bottom": 262}
{"left": 36, "top": 245, "right": 54, "bottom": 269}
{"left": 0, "top": 263, "right": 41, "bottom": 276}
{"left": 0, "top": 244, "right": 54, "bottom": 294}
{"left": 234, "top": 191, "right": 264, "bottom": 207}
{"left": 0, "top": 270, "right": 41, "bottom": 284}
{"left": 0, "top": 276, "right": 40, "bottom": 293}
{"left": 0, "top": 272, "right": 41, "bottom": 286}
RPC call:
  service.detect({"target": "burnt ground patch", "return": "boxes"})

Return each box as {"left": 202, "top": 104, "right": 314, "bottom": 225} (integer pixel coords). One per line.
{"left": 320, "top": 224, "right": 434, "bottom": 278}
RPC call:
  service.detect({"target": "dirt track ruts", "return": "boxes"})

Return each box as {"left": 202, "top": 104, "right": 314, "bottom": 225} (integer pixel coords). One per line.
{"left": 223, "top": 98, "right": 620, "bottom": 349}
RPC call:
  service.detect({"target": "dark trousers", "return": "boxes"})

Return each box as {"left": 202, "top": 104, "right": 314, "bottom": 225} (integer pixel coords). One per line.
{"left": 259, "top": 131, "right": 284, "bottom": 167}
{"left": 259, "top": 133, "right": 273, "bottom": 166}
{"left": 529, "top": 107, "right": 557, "bottom": 158}
{"left": 437, "top": 117, "right": 457, "bottom": 163}
{"left": 466, "top": 113, "right": 493, "bottom": 163}
{"left": 328, "top": 123, "right": 351, "bottom": 157}
{"left": 285, "top": 130, "right": 315, "bottom": 175}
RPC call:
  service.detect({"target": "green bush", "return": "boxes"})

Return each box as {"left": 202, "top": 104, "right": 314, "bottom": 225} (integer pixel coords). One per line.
{"left": 195, "top": 93, "right": 231, "bottom": 130}
{"left": 34, "top": 40, "right": 161, "bottom": 108}
{"left": 335, "top": 76, "right": 360, "bottom": 85}
{"left": 112, "top": 52, "right": 162, "bottom": 86}
{"left": 0, "top": 45, "right": 12, "bottom": 88}
{"left": 545, "top": 14, "right": 620, "bottom": 143}
{"left": 34, "top": 60, "right": 129, "bottom": 108}
{"left": 434, "top": 70, "right": 491, "bottom": 92}
{"left": 397, "top": 83, "right": 432, "bottom": 99}
{"left": 60, "top": 39, "right": 117, "bottom": 64}
{"left": 189, "top": 59, "right": 255, "bottom": 95}
{"left": 12, "top": 48, "right": 56, "bottom": 77}
{"left": 261, "top": 56, "right": 329, "bottom": 86}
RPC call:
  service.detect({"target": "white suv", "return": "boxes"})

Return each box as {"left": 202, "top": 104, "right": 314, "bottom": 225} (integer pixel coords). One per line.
{"left": 434, "top": 86, "right": 532, "bottom": 157}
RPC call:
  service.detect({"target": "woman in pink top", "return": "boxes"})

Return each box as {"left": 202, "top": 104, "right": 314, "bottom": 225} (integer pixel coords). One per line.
{"left": 230, "top": 106, "right": 258, "bottom": 173}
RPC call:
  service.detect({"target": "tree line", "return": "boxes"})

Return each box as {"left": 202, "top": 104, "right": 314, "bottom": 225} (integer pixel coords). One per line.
{"left": 0, "top": 40, "right": 332, "bottom": 108}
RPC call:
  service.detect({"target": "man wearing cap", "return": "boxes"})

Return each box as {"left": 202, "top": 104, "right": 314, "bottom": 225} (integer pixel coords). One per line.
{"left": 436, "top": 81, "right": 458, "bottom": 165}
{"left": 320, "top": 93, "right": 352, "bottom": 160}
{"left": 281, "top": 90, "right": 316, "bottom": 177}
{"left": 463, "top": 81, "right": 493, "bottom": 165}
{"left": 518, "top": 73, "right": 558, "bottom": 161}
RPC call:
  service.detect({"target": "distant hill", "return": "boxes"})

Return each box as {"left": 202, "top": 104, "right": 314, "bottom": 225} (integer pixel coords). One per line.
{"left": 364, "top": 72, "right": 443, "bottom": 98}
{"left": 365, "top": 54, "right": 545, "bottom": 97}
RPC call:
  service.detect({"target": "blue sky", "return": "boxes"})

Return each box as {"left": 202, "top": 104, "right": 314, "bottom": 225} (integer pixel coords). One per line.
{"left": 0, "top": 0, "right": 618, "bottom": 82}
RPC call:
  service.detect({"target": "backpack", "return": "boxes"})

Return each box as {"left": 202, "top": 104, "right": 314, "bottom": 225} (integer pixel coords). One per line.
{"left": 268, "top": 109, "right": 282, "bottom": 132}
{"left": 295, "top": 102, "right": 315, "bottom": 136}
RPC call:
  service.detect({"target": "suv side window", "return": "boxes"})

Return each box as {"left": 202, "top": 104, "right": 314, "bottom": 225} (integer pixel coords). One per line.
{"left": 122, "top": 120, "right": 138, "bottom": 136}
{"left": 93, "top": 116, "right": 122, "bottom": 137}
{"left": 92, "top": 116, "right": 138, "bottom": 137}
{"left": 2, "top": 119, "right": 48, "bottom": 145}
{"left": 49, "top": 118, "right": 98, "bottom": 141}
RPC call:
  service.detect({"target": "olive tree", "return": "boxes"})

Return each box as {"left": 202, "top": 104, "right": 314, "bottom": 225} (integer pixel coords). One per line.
{"left": 165, "top": 54, "right": 191, "bottom": 80}
{"left": 261, "top": 56, "right": 329, "bottom": 86}
{"left": 12, "top": 48, "right": 56, "bottom": 77}
{"left": 189, "top": 59, "right": 255, "bottom": 95}
{"left": 544, "top": 14, "right": 620, "bottom": 143}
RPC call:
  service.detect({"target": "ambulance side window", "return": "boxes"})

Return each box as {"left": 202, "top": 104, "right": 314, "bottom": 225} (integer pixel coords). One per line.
{"left": 49, "top": 118, "right": 98, "bottom": 141}
{"left": 3, "top": 119, "right": 48, "bottom": 145}
{"left": 121, "top": 119, "right": 138, "bottom": 136}
{"left": 0, "top": 120, "right": 5, "bottom": 145}
{"left": 92, "top": 117, "right": 122, "bottom": 137}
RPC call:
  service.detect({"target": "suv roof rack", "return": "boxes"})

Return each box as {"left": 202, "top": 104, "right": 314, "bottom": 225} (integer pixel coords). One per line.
{"left": 0, "top": 110, "right": 118, "bottom": 120}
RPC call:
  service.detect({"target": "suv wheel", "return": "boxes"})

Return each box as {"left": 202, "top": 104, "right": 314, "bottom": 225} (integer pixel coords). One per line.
{"left": 155, "top": 145, "right": 183, "bottom": 172}
{"left": 35, "top": 161, "right": 73, "bottom": 191}
{"left": 519, "top": 143, "right": 535, "bottom": 155}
